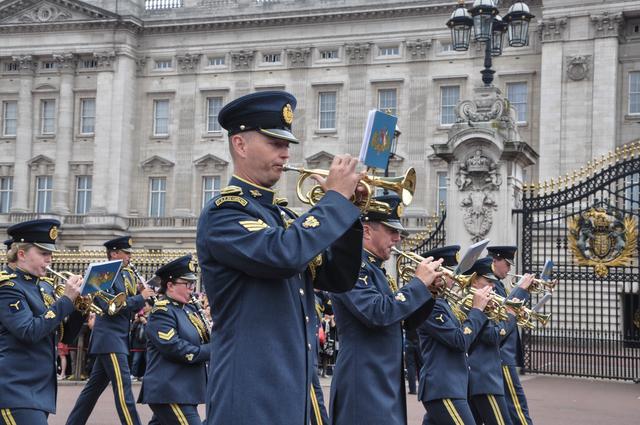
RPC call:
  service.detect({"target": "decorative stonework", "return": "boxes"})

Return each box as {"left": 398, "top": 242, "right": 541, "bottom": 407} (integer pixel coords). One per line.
{"left": 69, "top": 162, "right": 93, "bottom": 175}
{"left": 590, "top": 12, "right": 623, "bottom": 38}
{"left": 538, "top": 17, "right": 567, "bottom": 43}
{"left": 230, "top": 50, "right": 255, "bottom": 70}
{"left": 141, "top": 156, "right": 175, "bottom": 173}
{"left": 11, "top": 55, "right": 35, "bottom": 74}
{"left": 18, "top": 3, "right": 71, "bottom": 23}
{"left": 345, "top": 43, "right": 371, "bottom": 64}
{"left": 286, "top": 48, "right": 311, "bottom": 68}
{"left": 193, "top": 154, "right": 228, "bottom": 172}
{"left": 53, "top": 53, "right": 76, "bottom": 72}
{"left": 28, "top": 155, "right": 55, "bottom": 174}
{"left": 176, "top": 53, "right": 201, "bottom": 72}
{"left": 405, "top": 39, "right": 431, "bottom": 60}
{"left": 456, "top": 88, "right": 508, "bottom": 123}
{"left": 136, "top": 57, "right": 148, "bottom": 75}
{"left": 566, "top": 55, "right": 591, "bottom": 82}
{"left": 93, "top": 51, "right": 116, "bottom": 70}
{"left": 456, "top": 149, "right": 501, "bottom": 242}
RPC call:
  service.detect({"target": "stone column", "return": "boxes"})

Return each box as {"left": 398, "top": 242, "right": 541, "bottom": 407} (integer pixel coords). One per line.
{"left": 590, "top": 12, "right": 622, "bottom": 159}
{"left": 10, "top": 56, "right": 35, "bottom": 213}
{"left": 90, "top": 51, "right": 115, "bottom": 214}
{"left": 345, "top": 43, "right": 371, "bottom": 156}
{"left": 537, "top": 17, "right": 567, "bottom": 179}
{"left": 52, "top": 53, "right": 76, "bottom": 214}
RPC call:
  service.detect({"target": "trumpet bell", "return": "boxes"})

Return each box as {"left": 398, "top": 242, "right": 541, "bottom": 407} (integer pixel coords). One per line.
{"left": 365, "top": 167, "right": 416, "bottom": 206}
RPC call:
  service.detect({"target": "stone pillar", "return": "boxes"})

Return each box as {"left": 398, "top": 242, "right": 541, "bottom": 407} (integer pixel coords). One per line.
{"left": 433, "top": 87, "right": 537, "bottom": 248}
{"left": 537, "top": 17, "right": 567, "bottom": 179}
{"left": 90, "top": 51, "right": 115, "bottom": 214}
{"left": 345, "top": 43, "right": 371, "bottom": 157}
{"left": 52, "top": 53, "right": 76, "bottom": 215}
{"left": 10, "top": 56, "right": 35, "bottom": 213}
{"left": 590, "top": 12, "right": 622, "bottom": 159}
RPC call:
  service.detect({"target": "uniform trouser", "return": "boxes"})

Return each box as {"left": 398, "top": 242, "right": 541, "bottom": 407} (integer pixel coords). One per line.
{"left": 0, "top": 408, "right": 48, "bottom": 425}
{"left": 148, "top": 404, "right": 202, "bottom": 425}
{"left": 405, "top": 343, "right": 421, "bottom": 394}
{"left": 422, "top": 399, "right": 476, "bottom": 425}
{"left": 502, "top": 366, "right": 533, "bottom": 425}
{"left": 469, "top": 394, "right": 513, "bottom": 425}
{"left": 310, "top": 372, "right": 330, "bottom": 425}
{"left": 65, "top": 353, "right": 141, "bottom": 425}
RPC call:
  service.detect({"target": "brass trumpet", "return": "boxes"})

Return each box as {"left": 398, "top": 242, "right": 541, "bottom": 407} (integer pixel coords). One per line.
{"left": 47, "top": 267, "right": 127, "bottom": 316}
{"left": 391, "top": 247, "right": 474, "bottom": 288}
{"left": 512, "top": 305, "right": 551, "bottom": 329}
{"left": 283, "top": 165, "right": 416, "bottom": 214}
{"left": 507, "top": 273, "right": 557, "bottom": 293}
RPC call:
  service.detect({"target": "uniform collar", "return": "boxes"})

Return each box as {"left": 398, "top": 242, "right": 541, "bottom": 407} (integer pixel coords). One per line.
{"left": 166, "top": 295, "right": 186, "bottom": 308}
{"left": 363, "top": 249, "right": 384, "bottom": 268}
{"left": 229, "top": 175, "right": 277, "bottom": 205}
{"left": 15, "top": 267, "right": 38, "bottom": 282}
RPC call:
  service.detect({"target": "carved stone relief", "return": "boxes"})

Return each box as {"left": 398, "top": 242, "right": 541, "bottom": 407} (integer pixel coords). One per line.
{"left": 93, "top": 51, "right": 116, "bottom": 70}
{"left": 286, "top": 48, "right": 311, "bottom": 68}
{"left": 53, "top": 53, "right": 76, "bottom": 72}
{"left": 18, "top": 4, "right": 72, "bottom": 23}
{"left": 405, "top": 39, "right": 431, "bottom": 60}
{"left": 566, "top": 55, "right": 591, "bottom": 81}
{"left": 456, "top": 149, "right": 502, "bottom": 242}
{"left": 177, "top": 53, "right": 201, "bottom": 72}
{"left": 590, "top": 12, "right": 623, "bottom": 38}
{"left": 537, "top": 17, "right": 567, "bottom": 43}
{"left": 344, "top": 43, "right": 371, "bottom": 64}
{"left": 230, "top": 51, "right": 255, "bottom": 70}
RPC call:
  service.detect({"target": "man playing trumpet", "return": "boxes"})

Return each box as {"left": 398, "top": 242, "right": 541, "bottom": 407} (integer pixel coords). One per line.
{"left": 0, "top": 219, "right": 82, "bottom": 424}
{"left": 329, "top": 194, "right": 443, "bottom": 425}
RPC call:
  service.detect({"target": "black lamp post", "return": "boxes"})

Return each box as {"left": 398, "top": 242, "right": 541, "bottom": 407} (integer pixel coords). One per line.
{"left": 383, "top": 125, "right": 401, "bottom": 194}
{"left": 446, "top": 0, "right": 534, "bottom": 86}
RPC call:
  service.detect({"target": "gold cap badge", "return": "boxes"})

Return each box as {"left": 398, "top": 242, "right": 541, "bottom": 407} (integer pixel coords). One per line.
{"left": 49, "top": 226, "right": 58, "bottom": 241}
{"left": 282, "top": 103, "right": 294, "bottom": 125}
{"left": 396, "top": 203, "right": 404, "bottom": 218}
{"left": 188, "top": 260, "right": 196, "bottom": 272}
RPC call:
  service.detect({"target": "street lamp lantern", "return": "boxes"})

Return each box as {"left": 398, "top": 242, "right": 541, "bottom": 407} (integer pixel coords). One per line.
{"left": 446, "top": 0, "right": 534, "bottom": 86}
{"left": 469, "top": 0, "right": 498, "bottom": 42}
{"left": 504, "top": 2, "right": 535, "bottom": 47}
{"left": 491, "top": 15, "right": 508, "bottom": 56}
{"left": 446, "top": 2, "right": 473, "bottom": 51}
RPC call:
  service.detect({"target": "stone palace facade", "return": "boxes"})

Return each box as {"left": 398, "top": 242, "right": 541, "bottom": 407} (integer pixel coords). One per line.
{"left": 0, "top": 0, "right": 638, "bottom": 249}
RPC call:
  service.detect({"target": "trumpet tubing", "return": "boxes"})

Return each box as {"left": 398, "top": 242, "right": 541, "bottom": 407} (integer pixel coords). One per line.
{"left": 391, "top": 247, "right": 473, "bottom": 288}
{"left": 507, "top": 273, "right": 557, "bottom": 293}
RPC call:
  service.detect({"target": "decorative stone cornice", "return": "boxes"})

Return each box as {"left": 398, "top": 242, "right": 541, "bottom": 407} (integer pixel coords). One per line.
{"left": 566, "top": 55, "right": 591, "bottom": 82}
{"left": 93, "top": 51, "right": 116, "bottom": 70}
{"left": 53, "top": 52, "right": 76, "bottom": 73}
{"left": 136, "top": 56, "right": 148, "bottom": 75}
{"left": 405, "top": 39, "right": 432, "bottom": 60}
{"left": 141, "top": 155, "right": 175, "bottom": 173}
{"left": 11, "top": 55, "right": 35, "bottom": 74}
{"left": 230, "top": 50, "right": 255, "bottom": 70}
{"left": 345, "top": 43, "right": 371, "bottom": 65}
{"left": 537, "top": 17, "right": 567, "bottom": 43}
{"left": 194, "top": 154, "right": 228, "bottom": 172}
{"left": 28, "top": 155, "right": 55, "bottom": 174}
{"left": 286, "top": 48, "right": 311, "bottom": 68}
{"left": 69, "top": 161, "right": 93, "bottom": 175}
{"left": 590, "top": 12, "right": 623, "bottom": 39}
{"left": 176, "top": 53, "right": 201, "bottom": 73}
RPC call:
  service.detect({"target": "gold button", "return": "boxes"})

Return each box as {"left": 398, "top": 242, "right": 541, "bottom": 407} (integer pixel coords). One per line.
{"left": 299, "top": 289, "right": 305, "bottom": 296}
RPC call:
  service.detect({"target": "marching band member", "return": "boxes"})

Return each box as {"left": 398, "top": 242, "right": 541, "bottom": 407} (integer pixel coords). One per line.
{"left": 66, "top": 237, "right": 154, "bottom": 425}
{"left": 0, "top": 219, "right": 82, "bottom": 425}
{"left": 138, "top": 254, "right": 210, "bottom": 425}
{"left": 416, "top": 245, "right": 491, "bottom": 425}
{"left": 196, "top": 91, "right": 364, "bottom": 425}
{"left": 310, "top": 290, "right": 330, "bottom": 425}
{"left": 329, "top": 194, "right": 443, "bottom": 425}
{"left": 465, "top": 258, "right": 513, "bottom": 425}
{"left": 487, "top": 246, "right": 535, "bottom": 425}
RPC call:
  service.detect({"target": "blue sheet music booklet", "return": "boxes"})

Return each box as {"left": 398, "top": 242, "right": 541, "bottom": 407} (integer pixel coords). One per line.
{"left": 358, "top": 109, "right": 398, "bottom": 170}
{"left": 80, "top": 259, "right": 123, "bottom": 296}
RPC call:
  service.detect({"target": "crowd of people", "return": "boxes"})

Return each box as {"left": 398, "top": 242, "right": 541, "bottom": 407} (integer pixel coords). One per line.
{"left": 0, "top": 90, "right": 539, "bottom": 425}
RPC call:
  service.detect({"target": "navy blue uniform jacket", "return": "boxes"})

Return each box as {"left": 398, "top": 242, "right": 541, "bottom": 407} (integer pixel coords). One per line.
{"left": 89, "top": 268, "right": 145, "bottom": 355}
{"left": 140, "top": 297, "right": 211, "bottom": 404}
{"left": 417, "top": 298, "right": 487, "bottom": 402}
{"left": 196, "top": 176, "right": 363, "bottom": 425}
{"left": 468, "top": 318, "right": 508, "bottom": 396}
{"left": 494, "top": 282, "right": 529, "bottom": 367}
{"left": 0, "top": 268, "right": 75, "bottom": 413}
{"left": 329, "top": 251, "right": 434, "bottom": 425}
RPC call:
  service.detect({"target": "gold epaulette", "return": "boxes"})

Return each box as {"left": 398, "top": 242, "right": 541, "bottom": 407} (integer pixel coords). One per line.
{"left": 0, "top": 271, "right": 17, "bottom": 282}
{"left": 275, "top": 197, "right": 289, "bottom": 206}
{"left": 39, "top": 276, "right": 55, "bottom": 286}
{"left": 220, "top": 185, "right": 243, "bottom": 196}
{"left": 151, "top": 299, "right": 170, "bottom": 313}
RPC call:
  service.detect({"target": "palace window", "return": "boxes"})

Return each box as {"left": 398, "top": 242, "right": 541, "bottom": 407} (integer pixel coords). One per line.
{"left": 378, "top": 89, "right": 397, "bottom": 116}
{"left": 149, "top": 177, "right": 166, "bottom": 217}
{"left": 440, "top": 86, "right": 460, "bottom": 125}
{"left": 437, "top": 172, "right": 448, "bottom": 213}
{"left": 80, "top": 98, "right": 96, "bottom": 134}
{"left": 75, "top": 176, "right": 92, "bottom": 214}
{"left": 378, "top": 45, "right": 400, "bottom": 56}
{"left": 318, "top": 91, "right": 337, "bottom": 130}
{"left": 0, "top": 176, "right": 12, "bottom": 213}
{"left": 202, "top": 176, "right": 221, "bottom": 207}
{"left": 207, "top": 97, "right": 223, "bottom": 133}
{"left": 629, "top": 72, "right": 640, "bottom": 114}
{"left": 208, "top": 56, "right": 225, "bottom": 67}
{"left": 319, "top": 49, "right": 339, "bottom": 60}
{"left": 154, "top": 59, "right": 172, "bottom": 70}
{"left": 153, "top": 99, "right": 170, "bottom": 136}
{"left": 263, "top": 53, "right": 281, "bottom": 64}
{"left": 507, "top": 82, "right": 528, "bottom": 123}
{"left": 35, "top": 175, "right": 52, "bottom": 213}
{"left": 3, "top": 101, "right": 17, "bottom": 136}
{"left": 41, "top": 99, "right": 56, "bottom": 134}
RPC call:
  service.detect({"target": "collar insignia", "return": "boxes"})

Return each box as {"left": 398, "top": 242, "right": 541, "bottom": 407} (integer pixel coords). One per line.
{"left": 395, "top": 293, "right": 406, "bottom": 302}
{"left": 45, "top": 310, "right": 56, "bottom": 319}
{"left": 499, "top": 328, "right": 507, "bottom": 336}
{"left": 435, "top": 314, "right": 445, "bottom": 323}
{"left": 463, "top": 326, "right": 473, "bottom": 335}
{"left": 9, "top": 300, "right": 21, "bottom": 311}
{"left": 358, "top": 275, "right": 368, "bottom": 285}
{"left": 185, "top": 353, "right": 194, "bottom": 362}
{"left": 250, "top": 189, "right": 263, "bottom": 198}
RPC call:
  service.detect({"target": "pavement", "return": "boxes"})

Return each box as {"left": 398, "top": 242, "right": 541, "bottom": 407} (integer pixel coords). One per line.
{"left": 51, "top": 374, "right": 639, "bottom": 424}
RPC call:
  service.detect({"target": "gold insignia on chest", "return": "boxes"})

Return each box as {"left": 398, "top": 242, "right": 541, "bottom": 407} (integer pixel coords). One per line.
{"left": 185, "top": 353, "right": 194, "bottom": 362}
{"left": 395, "top": 293, "right": 406, "bottom": 302}
{"left": 435, "top": 314, "right": 445, "bottom": 323}
{"left": 216, "top": 196, "right": 248, "bottom": 207}
{"left": 23, "top": 275, "right": 32, "bottom": 281}
{"left": 463, "top": 326, "right": 473, "bottom": 335}
{"left": 9, "top": 300, "right": 21, "bottom": 310}
{"left": 49, "top": 226, "right": 59, "bottom": 240}
{"left": 158, "top": 328, "right": 176, "bottom": 340}
{"left": 249, "top": 189, "right": 262, "bottom": 198}
{"left": 302, "top": 215, "right": 320, "bottom": 229}
{"left": 45, "top": 310, "right": 56, "bottom": 319}
{"left": 282, "top": 103, "right": 294, "bottom": 125}
{"left": 358, "top": 275, "right": 368, "bottom": 285}
{"left": 239, "top": 219, "right": 269, "bottom": 232}
{"left": 368, "top": 256, "right": 376, "bottom": 263}
{"left": 499, "top": 329, "right": 507, "bottom": 336}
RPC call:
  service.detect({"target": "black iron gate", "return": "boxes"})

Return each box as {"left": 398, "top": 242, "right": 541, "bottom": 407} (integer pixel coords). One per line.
{"left": 518, "top": 144, "right": 640, "bottom": 381}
